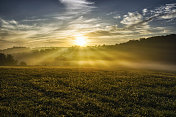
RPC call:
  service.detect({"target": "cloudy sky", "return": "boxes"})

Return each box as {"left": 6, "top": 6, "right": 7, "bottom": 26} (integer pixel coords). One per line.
{"left": 0, "top": 0, "right": 176, "bottom": 49}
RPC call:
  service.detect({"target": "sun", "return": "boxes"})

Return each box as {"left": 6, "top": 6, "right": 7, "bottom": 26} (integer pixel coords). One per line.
{"left": 74, "top": 35, "right": 87, "bottom": 46}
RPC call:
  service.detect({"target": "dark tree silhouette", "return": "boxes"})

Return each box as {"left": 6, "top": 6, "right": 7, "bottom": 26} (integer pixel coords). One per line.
{"left": 0, "top": 53, "right": 18, "bottom": 66}
{"left": 0, "top": 53, "right": 6, "bottom": 66}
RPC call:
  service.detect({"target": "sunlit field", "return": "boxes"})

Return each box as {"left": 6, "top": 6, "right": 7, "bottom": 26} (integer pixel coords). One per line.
{"left": 0, "top": 67, "right": 176, "bottom": 116}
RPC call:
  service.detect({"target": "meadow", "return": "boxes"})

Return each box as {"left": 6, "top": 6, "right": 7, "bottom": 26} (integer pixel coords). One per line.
{"left": 0, "top": 67, "right": 176, "bottom": 116}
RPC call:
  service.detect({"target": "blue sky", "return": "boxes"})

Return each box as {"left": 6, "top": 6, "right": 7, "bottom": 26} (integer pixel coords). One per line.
{"left": 0, "top": 0, "right": 176, "bottom": 49}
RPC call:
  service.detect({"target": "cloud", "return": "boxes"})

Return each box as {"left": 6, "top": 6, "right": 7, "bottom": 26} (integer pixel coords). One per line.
{"left": 0, "top": 18, "right": 65, "bottom": 48}
{"left": 151, "top": 3, "right": 176, "bottom": 20}
{"left": 87, "top": 30, "right": 119, "bottom": 37}
{"left": 0, "top": 18, "right": 36, "bottom": 30}
{"left": 120, "top": 12, "right": 143, "bottom": 26}
{"left": 59, "top": 0, "right": 94, "bottom": 10}
{"left": 120, "top": 3, "right": 176, "bottom": 29}
{"left": 106, "top": 11, "right": 121, "bottom": 19}
{"left": 65, "top": 16, "right": 107, "bottom": 34}
{"left": 23, "top": 19, "right": 48, "bottom": 22}
{"left": 143, "top": 9, "right": 148, "bottom": 15}
{"left": 113, "top": 15, "right": 121, "bottom": 19}
{"left": 59, "top": 0, "right": 95, "bottom": 15}
{"left": 161, "top": 13, "right": 176, "bottom": 19}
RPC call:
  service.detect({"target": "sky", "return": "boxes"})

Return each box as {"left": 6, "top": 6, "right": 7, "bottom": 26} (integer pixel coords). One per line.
{"left": 0, "top": 0, "right": 176, "bottom": 49}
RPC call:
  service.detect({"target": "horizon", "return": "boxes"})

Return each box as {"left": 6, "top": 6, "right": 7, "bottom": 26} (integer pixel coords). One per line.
{"left": 0, "top": 33, "right": 176, "bottom": 50}
{"left": 0, "top": 0, "right": 176, "bottom": 49}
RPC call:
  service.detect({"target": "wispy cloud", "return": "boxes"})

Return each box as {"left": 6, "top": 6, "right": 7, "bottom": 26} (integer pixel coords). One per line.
{"left": 0, "top": 15, "right": 104, "bottom": 49}
{"left": 113, "top": 15, "right": 121, "bottom": 19}
{"left": 0, "top": 18, "right": 37, "bottom": 31}
{"left": 143, "top": 9, "right": 148, "bottom": 16}
{"left": 120, "top": 3, "right": 176, "bottom": 29}
{"left": 120, "top": 12, "right": 143, "bottom": 26}
{"left": 59, "top": 0, "right": 94, "bottom": 10}
{"left": 59, "top": 0, "right": 95, "bottom": 15}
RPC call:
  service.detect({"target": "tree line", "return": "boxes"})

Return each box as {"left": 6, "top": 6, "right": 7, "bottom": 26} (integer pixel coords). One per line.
{"left": 0, "top": 53, "right": 26, "bottom": 66}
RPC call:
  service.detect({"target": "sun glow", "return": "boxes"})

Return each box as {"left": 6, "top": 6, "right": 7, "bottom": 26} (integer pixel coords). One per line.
{"left": 74, "top": 35, "right": 87, "bottom": 46}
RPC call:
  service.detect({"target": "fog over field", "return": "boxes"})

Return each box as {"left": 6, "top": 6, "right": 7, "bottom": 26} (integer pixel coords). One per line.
{"left": 1, "top": 34, "right": 176, "bottom": 71}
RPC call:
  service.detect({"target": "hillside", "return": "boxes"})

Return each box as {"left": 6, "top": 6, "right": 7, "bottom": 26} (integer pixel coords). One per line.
{"left": 109, "top": 34, "right": 176, "bottom": 64}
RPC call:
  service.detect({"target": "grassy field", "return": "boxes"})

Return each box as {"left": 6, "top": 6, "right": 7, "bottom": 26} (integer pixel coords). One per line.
{"left": 0, "top": 67, "right": 176, "bottom": 116}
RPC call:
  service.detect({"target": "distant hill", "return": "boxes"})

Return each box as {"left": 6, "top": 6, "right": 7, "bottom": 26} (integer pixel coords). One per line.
{"left": 109, "top": 34, "right": 176, "bottom": 64}
{"left": 0, "top": 47, "right": 31, "bottom": 54}
{"left": 116, "top": 34, "right": 176, "bottom": 48}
